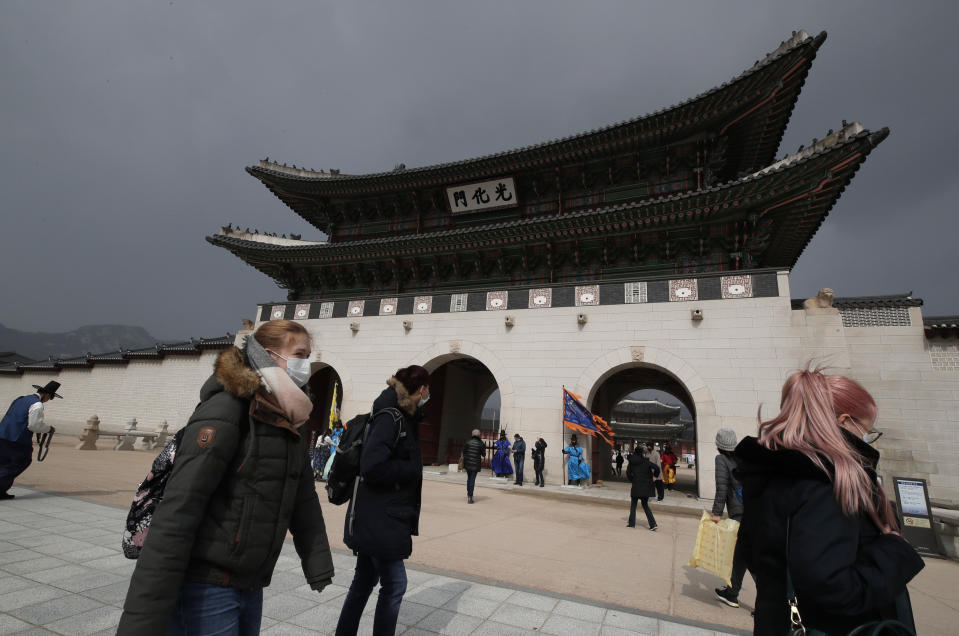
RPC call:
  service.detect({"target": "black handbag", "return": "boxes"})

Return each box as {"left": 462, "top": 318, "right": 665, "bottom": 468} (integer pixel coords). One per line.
{"left": 785, "top": 519, "right": 916, "bottom": 636}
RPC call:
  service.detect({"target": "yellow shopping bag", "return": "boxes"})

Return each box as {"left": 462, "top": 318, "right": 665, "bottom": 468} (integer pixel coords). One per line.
{"left": 688, "top": 511, "right": 740, "bottom": 586}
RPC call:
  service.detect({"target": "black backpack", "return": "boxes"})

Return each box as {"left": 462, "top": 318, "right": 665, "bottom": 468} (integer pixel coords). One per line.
{"left": 326, "top": 407, "right": 403, "bottom": 505}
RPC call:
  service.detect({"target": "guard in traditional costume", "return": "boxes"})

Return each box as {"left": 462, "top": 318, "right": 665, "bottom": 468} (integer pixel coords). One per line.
{"left": 490, "top": 431, "right": 513, "bottom": 477}
{"left": 563, "top": 434, "right": 591, "bottom": 485}
{"left": 0, "top": 381, "right": 62, "bottom": 500}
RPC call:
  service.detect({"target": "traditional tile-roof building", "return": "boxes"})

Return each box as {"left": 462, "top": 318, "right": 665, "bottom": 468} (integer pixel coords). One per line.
{"left": 5, "top": 32, "right": 957, "bottom": 553}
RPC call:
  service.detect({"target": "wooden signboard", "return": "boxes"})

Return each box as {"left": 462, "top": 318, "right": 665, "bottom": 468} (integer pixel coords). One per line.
{"left": 893, "top": 477, "right": 942, "bottom": 557}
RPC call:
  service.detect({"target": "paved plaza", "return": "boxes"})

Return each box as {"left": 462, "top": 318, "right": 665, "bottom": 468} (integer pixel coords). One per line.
{"left": 3, "top": 440, "right": 958, "bottom": 635}
{"left": 0, "top": 485, "right": 742, "bottom": 636}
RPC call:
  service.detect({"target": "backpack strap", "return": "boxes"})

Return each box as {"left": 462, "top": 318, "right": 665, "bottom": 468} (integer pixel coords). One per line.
{"left": 369, "top": 407, "right": 405, "bottom": 450}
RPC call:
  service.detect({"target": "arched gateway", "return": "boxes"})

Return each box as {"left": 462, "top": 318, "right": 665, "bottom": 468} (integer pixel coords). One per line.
{"left": 201, "top": 30, "right": 959, "bottom": 505}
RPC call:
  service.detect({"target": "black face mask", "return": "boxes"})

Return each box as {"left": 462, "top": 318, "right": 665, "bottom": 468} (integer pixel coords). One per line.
{"left": 841, "top": 427, "right": 880, "bottom": 469}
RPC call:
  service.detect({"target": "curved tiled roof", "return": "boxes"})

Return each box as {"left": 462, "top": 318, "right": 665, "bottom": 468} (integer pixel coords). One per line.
{"left": 210, "top": 124, "right": 885, "bottom": 273}
{"left": 248, "top": 30, "right": 826, "bottom": 224}
{"left": 0, "top": 334, "right": 235, "bottom": 376}
{"left": 790, "top": 293, "right": 923, "bottom": 311}
{"left": 924, "top": 316, "right": 959, "bottom": 338}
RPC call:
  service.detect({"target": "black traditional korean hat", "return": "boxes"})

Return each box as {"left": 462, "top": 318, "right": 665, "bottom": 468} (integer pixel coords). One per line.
{"left": 32, "top": 381, "right": 63, "bottom": 399}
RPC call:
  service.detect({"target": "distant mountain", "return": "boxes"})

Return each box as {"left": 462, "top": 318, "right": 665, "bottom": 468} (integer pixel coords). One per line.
{"left": 0, "top": 323, "right": 160, "bottom": 361}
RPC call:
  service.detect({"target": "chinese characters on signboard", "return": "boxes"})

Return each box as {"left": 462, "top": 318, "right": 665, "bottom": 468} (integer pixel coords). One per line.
{"left": 446, "top": 177, "right": 518, "bottom": 214}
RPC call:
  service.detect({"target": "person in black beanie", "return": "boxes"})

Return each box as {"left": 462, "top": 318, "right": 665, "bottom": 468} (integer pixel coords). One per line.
{"left": 532, "top": 438, "right": 547, "bottom": 487}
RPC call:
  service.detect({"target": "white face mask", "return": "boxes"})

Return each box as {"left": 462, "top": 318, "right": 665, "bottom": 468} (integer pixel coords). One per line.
{"left": 268, "top": 349, "right": 312, "bottom": 387}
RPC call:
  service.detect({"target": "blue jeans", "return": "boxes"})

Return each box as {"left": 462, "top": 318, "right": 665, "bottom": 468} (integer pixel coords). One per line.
{"left": 466, "top": 470, "right": 478, "bottom": 497}
{"left": 166, "top": 581, "right": 262, "bottom": 635}
{"left": 514, "top": 457, "right": 524, "bottom": 485}
{"left": 336, "top": 553, "right": 407, "bottom": 636}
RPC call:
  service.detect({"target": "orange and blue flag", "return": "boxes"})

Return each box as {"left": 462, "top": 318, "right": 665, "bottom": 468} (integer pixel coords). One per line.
{"left": 563, "top": 387, "right": 615, "bottom": 445}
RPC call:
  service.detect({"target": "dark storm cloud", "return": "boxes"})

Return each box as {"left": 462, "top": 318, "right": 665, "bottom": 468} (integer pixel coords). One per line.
{"left": 2, "top": 1, "right": 956, "bottom": 341}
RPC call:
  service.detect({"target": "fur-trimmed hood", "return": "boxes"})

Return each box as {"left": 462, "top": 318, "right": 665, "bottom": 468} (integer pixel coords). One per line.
{"left": 386, "top": 376, "right": 419, "bottom": 416}
{"left": 207, "top": 347, "right": 261, "bottom": 400}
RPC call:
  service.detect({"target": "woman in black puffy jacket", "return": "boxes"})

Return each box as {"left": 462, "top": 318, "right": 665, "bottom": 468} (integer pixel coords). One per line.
{"left": 736, "top": 370, "right": 923, "bottom": 635}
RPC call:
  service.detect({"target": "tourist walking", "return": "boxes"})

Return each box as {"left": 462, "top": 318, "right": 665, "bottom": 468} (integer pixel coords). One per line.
{"left": 626, "top": 446, "right": 659, "bottom": 530}
{"left": 615, "top": 448, "right": 625, "bottom": 476}
{"left": 0, "top": 381, "right": 61, "bottom": 500}
{"left": 491, "top": 430, "right": 513, "bottom": 478}
{"left": 710, "top": 428, "right": 749, "bottom": 608}
{"left": 736, "top": 370, "right": 923, "bottom": 634}
{"left": 563, "top": 434, "right": 590, "bottom": 485}
{"left": 512, "top": 433, "right": 526, "bottom": 485}
{"left": 532, "top": 437, "right": 547, "bottom": 487}
{"left": 118, "top": 320, "right": 334, "bottom": 635}
{"left": 646, "top": 442, "right": 664, "bottom": 500}
{"left": 336, "top": 365, "right": 428, "bottom": 636}
{"left": 462, "top": 428, "right": 485, "bottom": 503}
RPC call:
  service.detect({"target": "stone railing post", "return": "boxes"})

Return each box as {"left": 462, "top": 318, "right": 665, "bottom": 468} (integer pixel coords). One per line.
{"left": 153, "top": 421, "right": 170, "bottom": 449}
{"left": 76, "top": 415, "right": 100, "bottom": 450}
{"left": 116, "top": 417, "right": 138, "bottom": 451}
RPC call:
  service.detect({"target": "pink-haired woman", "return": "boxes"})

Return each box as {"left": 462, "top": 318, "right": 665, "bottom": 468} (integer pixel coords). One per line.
{"left": 735, "top": 370, "right": 923, "bottom": 634}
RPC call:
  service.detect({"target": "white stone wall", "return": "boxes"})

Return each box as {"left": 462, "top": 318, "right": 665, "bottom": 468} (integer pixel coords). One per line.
{"left": 0, "top": 352, "right": 221, "bottom": 436}
{"left": 2, "top": 272, "right": 956, "bottom": 506}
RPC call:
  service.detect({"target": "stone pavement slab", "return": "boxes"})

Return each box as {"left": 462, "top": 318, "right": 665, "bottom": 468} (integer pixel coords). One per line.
{"left": 0, "top": 486, "right": 743, "bottom": 635}
{"left": 10, "top": 443, "right": 959, "bottom": 635}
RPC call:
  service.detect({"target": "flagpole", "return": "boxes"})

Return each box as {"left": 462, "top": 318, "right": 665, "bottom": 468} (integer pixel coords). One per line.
{"left": 562, "top": 386, "right": 567, "bottom": 486}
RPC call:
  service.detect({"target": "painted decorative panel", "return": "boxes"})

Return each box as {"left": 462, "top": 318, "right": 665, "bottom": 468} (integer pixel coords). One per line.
{"left": 413, "top": 296, "right": 433, "bottom": 314}
{"left": 624, "top": 282, "right": 647, "bottom": 304}
{"left": 270, "top": 305, "right": 286, "bottom": 320}
{"left": 450, "top": 293, "right": 468, "bottom": 312}
{"left": 347, "top": 300, "right": 365, "bottom": 317}
{"left": 379, "top": 298, "right": 398, "bottom": 316}
{"left": 293, "top": 304, "right": 310, "bottom": 320}
{"left": 669, "top": 279, "right": 698, "bottom": 302}
{"left": 319, "top": 302, "right": 334, "bottom": 319}
{"left": 721, "top": 275, "right": 753, "bottom": 299}
{"left": 528, "top": 289, "right": 552, "bottom": 309}
{"left": 575, "top": 285, "right": 600, "bottom": 306}
{"left": 486, "top": 291, "right": 508, "bottom": 310}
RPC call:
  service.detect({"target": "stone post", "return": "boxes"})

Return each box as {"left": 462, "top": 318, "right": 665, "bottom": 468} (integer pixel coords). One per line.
{"left": 76, "top": 415, "right": 100, "bottom": 450}
{"left": 116, "top": 417, "right": 138, "bottom": 451}
{"left": 154, "top": 421, "right": 170, "bottom": 449}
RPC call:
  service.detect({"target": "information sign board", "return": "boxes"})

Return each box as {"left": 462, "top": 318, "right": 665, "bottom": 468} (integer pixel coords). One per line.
{"left": 893, "top": 477, "right": 941, "bottom": 556}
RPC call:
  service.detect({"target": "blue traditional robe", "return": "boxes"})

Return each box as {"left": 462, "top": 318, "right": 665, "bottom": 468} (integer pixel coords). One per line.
{"left": 491, "top": 439, "right": 513, "bottom": 476}
{"left": 322, "top": 427, "right": 343, "bottom": 479}
{"left": 564, "top": 444, "right": 591, "bottom": 481}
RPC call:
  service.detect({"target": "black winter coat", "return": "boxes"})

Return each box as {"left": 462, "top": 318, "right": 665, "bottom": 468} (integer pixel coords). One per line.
{"left": 533, "top": 440, "right": 547, "bottom": 471}
{"left": 625, "top": 453, "right": 660, "bottom": 498}
{"left": 736, "top": 435, "right": 924, "bottom": 635}
{"left": 462, "top": 435, "right": 485, "bottom": 472}
{"left": 711, "top": 452, "right": 744, "bottom": 520}
{"left": 118, "top": 348, "right": 334, "bottom": 635}
{"left": 344, "top": 378, "right": 423, "bottom": 560}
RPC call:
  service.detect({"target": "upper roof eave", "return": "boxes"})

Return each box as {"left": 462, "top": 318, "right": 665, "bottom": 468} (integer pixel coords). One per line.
{"left": 211, "top": 123, "right": 878, "bottom": 260}
{"left": 249, "top": 30, "right": 826, "bottom": 194}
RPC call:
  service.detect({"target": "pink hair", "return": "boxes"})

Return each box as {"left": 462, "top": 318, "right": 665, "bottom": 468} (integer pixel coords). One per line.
{"left": 758, "top": 369, "right": 897, "bottom": 530}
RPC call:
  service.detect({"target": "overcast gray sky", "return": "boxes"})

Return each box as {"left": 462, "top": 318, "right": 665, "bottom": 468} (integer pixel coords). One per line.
{"left": 2, "top": 1, "right": 956, "bottom": 341}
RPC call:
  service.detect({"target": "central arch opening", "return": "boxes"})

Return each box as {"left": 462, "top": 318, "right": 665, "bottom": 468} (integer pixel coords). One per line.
{"left": 305, "top": 364, "right": 343, "bottom": 448}
{"left": 589, "top": 364, "right": 698, "bottom": 496}
{"left": 420, "top": 356, "right": 500, "bottom": 466}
